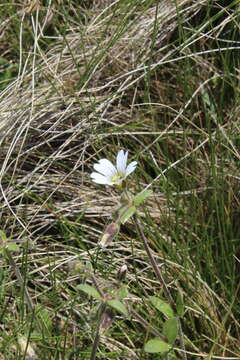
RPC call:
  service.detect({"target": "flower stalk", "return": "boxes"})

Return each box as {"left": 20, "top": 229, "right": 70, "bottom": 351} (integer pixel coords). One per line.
{"left": 133, "top": 214, "right": 187, "bottom": 360}
{"left": 90, "top": 150, "right": 186, "bottom": 359}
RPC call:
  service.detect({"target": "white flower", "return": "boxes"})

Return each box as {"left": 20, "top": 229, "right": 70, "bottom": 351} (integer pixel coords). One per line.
{"left": 90, "top": 150, "right": 137, "bottom": 186}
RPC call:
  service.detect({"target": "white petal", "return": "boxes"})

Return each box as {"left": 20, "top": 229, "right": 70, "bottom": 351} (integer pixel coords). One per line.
{"left": 94, "top": 159, "right": 117, "bottom": 177}
{"left": 125, "top": 161, "right": 137, "bottom": 176}
{"left": 90, "top": 172, "right": 112, "bottom": 185}
{"left": 116, "top": 150, "right": 128, "bottom": 173}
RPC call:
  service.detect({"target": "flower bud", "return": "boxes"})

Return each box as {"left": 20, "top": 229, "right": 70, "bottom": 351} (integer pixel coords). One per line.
{"left": 100, "top": 309, "right": 114, "bottom": 334}
{"left": 117, "top": 264, "right": 128, "bottom": 282}
{"left": 99, "top": 222, "right": 120, "bottom": 248}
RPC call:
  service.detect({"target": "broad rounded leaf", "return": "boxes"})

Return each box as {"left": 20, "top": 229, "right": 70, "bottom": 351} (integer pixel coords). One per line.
{"left": 6, "top": 243, "right": 20, "bottom": 252}
{"left": 117, "top": 285, "right": 128, "bottom": 299}
{"left": 149, "top": 296, "right": 174, "bottom": 318}
{"left": 163, "top": 317, "right": 178, "bottom": 344}
{"left": 0, "top": 231, "right": 7, "bottom": 243}
{"left": 144, "top": 338, "right": 171, "bottom": 353}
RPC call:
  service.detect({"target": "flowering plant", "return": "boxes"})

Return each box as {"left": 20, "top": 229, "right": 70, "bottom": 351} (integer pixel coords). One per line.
{"left": 90, "top": 150, "right": 137, "bottom": 186}
{"left": 87, "top": 149, "right": 180, "bottom": 357}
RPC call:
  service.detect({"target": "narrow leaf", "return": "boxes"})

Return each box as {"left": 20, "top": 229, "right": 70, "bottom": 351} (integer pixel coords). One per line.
{"left": 119, "top": 206, "right": 136, "bottom": 224}
{"left": 77, "top": 284, "right": 102, "bottom": 300}
{"left": 176, "top": 292, "right": 184, "bottom": 317}
{"left": 149, "top": 296, "right": 174, "bottom": 318}
{"left": 134, "top": 190, "right": 153, "bottom": 206}
{"left": 163, "top": 317, "right": 178, "bottom": 344}
{"left": 38, "top": 308, "right": 52, "bottom": 336}
{"left": 144, "top": 338, "right": 171, "bottom": 353}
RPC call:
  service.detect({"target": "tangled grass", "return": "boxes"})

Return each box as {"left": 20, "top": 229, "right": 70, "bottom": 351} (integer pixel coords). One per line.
{"left": 0, "top": 0, "right": 240, "bottom": 358}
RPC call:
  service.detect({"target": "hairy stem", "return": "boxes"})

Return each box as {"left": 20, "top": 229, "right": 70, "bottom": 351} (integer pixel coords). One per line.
{"left": 133, "top": 214, "right": 187, "bottom": 360}
{"left": 5, "top": 248, "right": 34, "bottom": 312}
{"left": 90, "top": 303, "right": 106, "bottom": 360}
{"left": 5, "top": 249, "right": 43, "bottom": 333}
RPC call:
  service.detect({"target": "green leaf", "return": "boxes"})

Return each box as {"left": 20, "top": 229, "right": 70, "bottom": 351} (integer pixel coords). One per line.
{"left": 77, "top": 284, "right": 102, "bottom": 300}
{"left": 0, "top": 232, "right": 20, "bottom": 253}
{"left": 119, "top": 206, "right": 136, "bottom": 224}
{"left": 0, "top": 231, "right": 8, "bottom": 250}
{"left": 6, "top": 243, "right": 20, "bottom": 252}
{"left": 163, "top": 317, "right": 178, "bottom": 344}
{"left": 134, "top": 190, "right": 152, "bottom": 206}
{"left": 0, "top": 231, "right": 7, "bottom": 243}
{"left": 149, "top": 296, "right": 174, "bottom": 318}
{"left": 107, "top": 299, "right": 128, "bottom": 316}
{"left": 144, "top": 338, "right": 171, "bottom": 353}
{"left": 117, "top": 285, "right": 128, "bottom": 299}
{"left": 176, "top": 292, "right": 184, "bottom": 317}
{"left": 38, "top": 308, "right": 52, "bottom": 336}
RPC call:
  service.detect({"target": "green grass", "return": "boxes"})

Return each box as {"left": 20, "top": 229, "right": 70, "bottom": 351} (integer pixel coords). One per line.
{"left": 0, "top": 0, "right": 240, "bottom": 359}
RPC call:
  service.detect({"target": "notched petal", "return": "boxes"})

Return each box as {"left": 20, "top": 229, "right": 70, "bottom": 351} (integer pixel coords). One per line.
{"left": 90, "top": 172, "right": 110, "bottom": 184}
{"left": 125, "top": 161, "right": 137, "bottom": 176}
{"left": 95, "top": 159, "right": 116, "bottom": 176}
{"left": 116, "top": 150, "right": 128, "bottom": 173}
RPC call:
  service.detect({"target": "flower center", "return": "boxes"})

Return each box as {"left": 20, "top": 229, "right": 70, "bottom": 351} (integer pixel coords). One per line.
{"left": 111, "top": 172, "right": 124, "bottom": 183}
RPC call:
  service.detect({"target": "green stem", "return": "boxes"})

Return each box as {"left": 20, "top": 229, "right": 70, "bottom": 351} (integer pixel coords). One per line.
{"left": 5, "top": 248, "right": 34, "bottom": 312}
{"left": 130, "top": 309, "right": 166, "bottom": 339}
{"left": 5, "top": 248, "right": 42, "bottom": 333}
{"left": 133, "top": 215, "right": 175, "bottom": 310}
{"left": 133, "top": 214, "right": 187, "bottom": 360}
{"left": 90, "top": 303, "right": 106, "bottom": 360}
